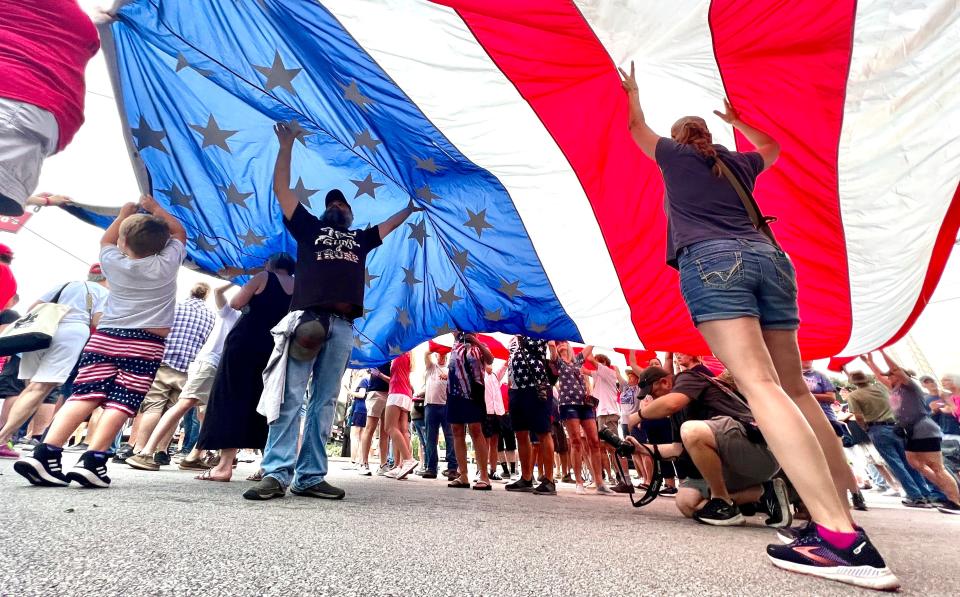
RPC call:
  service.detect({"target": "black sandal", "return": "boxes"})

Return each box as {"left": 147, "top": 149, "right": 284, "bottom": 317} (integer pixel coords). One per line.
{"left": 472, "top": 481, "right": 492, "bottom": 491}
{"left": 447, "top": 479, "right": 471, "bottom": 489}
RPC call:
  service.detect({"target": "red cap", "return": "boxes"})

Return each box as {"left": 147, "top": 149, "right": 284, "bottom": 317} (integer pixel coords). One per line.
{"left": 0, "top": 244, "right": 13, "bottom": 258}
{"left": 89, "top": 263, "right": 103, "bottom": 276}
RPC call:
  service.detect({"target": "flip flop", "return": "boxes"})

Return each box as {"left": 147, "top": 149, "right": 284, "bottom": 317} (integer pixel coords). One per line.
{"left": 472, "top": 481, "right": 492, "bottom": 491}
{"left": 195, "top": 469, "right": 230, "bottom": 482}
{"left": 447, "top": 479, "right": 471, "bottom": 489}
{"left": 246, "top": 469, "right": 264, "bottom": 482}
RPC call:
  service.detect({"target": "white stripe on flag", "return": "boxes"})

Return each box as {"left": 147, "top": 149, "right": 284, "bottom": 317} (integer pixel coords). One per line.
{"left": 574, "top": 0, "right": 735, "bottom": 149}
{"left": 838, "top": 0, "right": 960, "bottom": 355}
{"left": 324, "top": 0, "right": 644, "bottom": 348}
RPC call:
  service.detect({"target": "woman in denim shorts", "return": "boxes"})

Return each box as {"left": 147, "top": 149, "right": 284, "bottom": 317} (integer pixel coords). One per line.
{"left": 617, "top": 63, "right": 897, "bottom": 590}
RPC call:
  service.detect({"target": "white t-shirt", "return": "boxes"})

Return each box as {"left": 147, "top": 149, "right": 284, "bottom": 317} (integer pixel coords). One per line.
{"left": 592, "top": 365, "right": 620, "bottom": 416}
{"left": 98, "top": 239, "right": 185, "bottom": 329}
{"left": 41, "top": 281, "right": 108, "bottom": 326}
{"left": 484, "top": 371, "right": 505, "bottom": 416}
{"left": 424, "top": 361, "right": 448, "bottom": 406}
{"left": 194, "top": 303, "right": 241, "bottom": 367}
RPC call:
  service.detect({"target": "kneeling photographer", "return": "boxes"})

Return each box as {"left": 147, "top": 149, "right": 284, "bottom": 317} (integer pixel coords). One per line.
{"left": 624, "top": 366, "right": 791, "bottom": 528}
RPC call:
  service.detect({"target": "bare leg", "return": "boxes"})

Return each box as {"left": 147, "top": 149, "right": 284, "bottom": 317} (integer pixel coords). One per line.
{"left": 86, "top": 409, "right": 129, "bottom": 451}
{"left": 907, "top": 451, "right": 960, "bottom": 503}
{"left": 378, "top": 418, "right": 389, "bottom": 466}
{"left": 202, "top": 447, "right": 237, "bottom": 481}
{"left": 763, "top": 329, "right": 858, "bottom": 519}
{"left": 680, "top": 421, "right": 731, "bottom": 501}
{"left": 384, "top": 405, "right": 411, "bottom": 464}
{"left": 467, "top": 422, "right": 489, "bottom": 484}
{"left": 139, "top": 399, "right": 197, "bottom": 455}
{"left": 26, "top": 403, "right": 56, "bottom": 438}
{"left": 487, "top": 433, "right": 499, "bottom": 475}
{"left": 564, "top": 419, "right": 585, "bottom": 485}
{"left": 517, "top": 431, "right": 534, "bottom": 481}
{"left": 43, "top": 401, "right": 100, "bottom": 447}
{"left": 0, "top": 382, "right": 58, "bottom": 443}
{"left": 697, "top": 319, "right": 853, "bottom": 532}
{"left": 359, "top": 415, "right": 379, "bottom": 466}
{"left": 538, "top": 433, "right": 555, "bottom": 482}
{"left": 452, "top": 423, "right": 469, "bottom": 483}
{"left": 349, "top": 426, "right": 361, "bottom": 463}
{"left": 581, "top": 418, "right": 605, "bottom": 487}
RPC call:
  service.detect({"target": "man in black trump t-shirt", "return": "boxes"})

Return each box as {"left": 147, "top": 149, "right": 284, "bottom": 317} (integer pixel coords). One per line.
{"left": 245, "top": 122, "right": 420, "bottom": 502}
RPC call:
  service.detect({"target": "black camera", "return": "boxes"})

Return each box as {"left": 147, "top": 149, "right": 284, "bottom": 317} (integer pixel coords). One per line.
{"left": 598, "top": 427, "right": 635, "bottom": 458}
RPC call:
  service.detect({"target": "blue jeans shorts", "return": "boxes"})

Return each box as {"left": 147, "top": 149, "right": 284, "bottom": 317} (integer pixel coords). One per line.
{"left": 559, "top": 403, "right": 596, "bottom": 421}
{"left": 677, "top": 239, "right": 800, "bottom": 330}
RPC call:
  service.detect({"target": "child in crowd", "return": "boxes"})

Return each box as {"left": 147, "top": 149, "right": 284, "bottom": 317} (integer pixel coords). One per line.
{"left": 15, "top": 195, "right": 185, "bottom": 488}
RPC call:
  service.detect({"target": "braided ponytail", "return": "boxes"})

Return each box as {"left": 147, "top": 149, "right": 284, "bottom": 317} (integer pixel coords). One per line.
{"left": 670, "top": 117, "right": 721, "bottom": 177}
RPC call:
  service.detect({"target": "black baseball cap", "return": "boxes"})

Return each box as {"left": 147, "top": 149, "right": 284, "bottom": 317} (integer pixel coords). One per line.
{"left": 325, "top": 189, "right": 349, "bottom": 207}
{"left": 637, "top": 366, "right": 670, "bottom": 394}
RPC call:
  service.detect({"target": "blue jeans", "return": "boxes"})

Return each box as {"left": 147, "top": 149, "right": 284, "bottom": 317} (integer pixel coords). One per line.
{"left": 424, "top": 403, "right": 457, "bottom": 474}
{"left": 262, "top": 317, "right": 352, "bottom": 491}
{"left": 180, "top": 407, "right": 200, "bottom": 453}
{"left": 869, "top": 424, "right": 943, "bottom": 500}
{"left": 411, "top": 417, "right": 427, "bottom": 462}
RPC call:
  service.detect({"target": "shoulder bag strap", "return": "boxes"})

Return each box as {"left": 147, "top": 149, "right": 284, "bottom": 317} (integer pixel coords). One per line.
{"left": 49, "top": 283, "right": 71, "bottom": 305}
{"left": 715, "top": 157, "right": 781, "bottom": 249}
{"left": 84, "top": 283, "right": 94, "bottom": 318}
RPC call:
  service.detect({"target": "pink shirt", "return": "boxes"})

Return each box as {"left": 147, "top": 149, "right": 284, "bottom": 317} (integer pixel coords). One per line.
{"left": 389, "top": 353, "right": 412, "bottom": 397}
{"left": 0, "top": 1, "right": 99, "bottom": 151}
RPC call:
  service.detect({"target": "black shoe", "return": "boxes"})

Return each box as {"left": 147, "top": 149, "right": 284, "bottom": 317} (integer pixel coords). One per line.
{"left": 488, "top": 472, "right": 503, "bottom": 481}
{"left": 66, "top": 451, "right": 112, "bottom": 488}
{"left": 766, "top": 529, "right": 900, "bottom": 590}
{"left": 532, "top": 479, "right": 557, "bottom": 495}
{"left": 505, "top": 477, "right": 534, "bottom": 492}
{"left": 693, "top": 498, "right": 745, "bottom": 526}
{"left": 611, "top": 480, "right": 634, "bottom": 494}
{"left": 851, "top": 491, "right": 868, "bottom": 511}
{"left": 761, "top": 478, "right": 793, "bottom": 528}
{"left": 291, "top": 480, "right": 346, "bottom": 500}
{"left": 421, "top": 472, "right": 438, "bottom": 479}
{"left": 153, "top": 451, "right": 171, "bottom": 466}
{"left": 902, "top": 498, "right": 931, "bottom": 508}
{"left": 560, "top": 474, "right": 575, "bottom": 484}
{"left": 937, "top": 500, "right": 960, "bottom": 515}
{"left": 242, "top": 477, "right": 286, "bottom": 501}
{"left": 112, "top": 443, "right": 134, "bottom": 464}
{"left": 659, "top": 486, "right": 678, "bottom": 496}
{"left": 13, "top": 444, "right": 70, "bottom": 487}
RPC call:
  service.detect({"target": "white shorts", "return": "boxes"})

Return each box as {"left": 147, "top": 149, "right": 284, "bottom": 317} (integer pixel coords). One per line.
{"left": 18, "top": 321, "right": 89, "bottom": 384}
{"left": 386, "top": 393, "right": 413, "bottom": 412}
{"left": 0, "top": 97, "right": 59, "bottom": 215}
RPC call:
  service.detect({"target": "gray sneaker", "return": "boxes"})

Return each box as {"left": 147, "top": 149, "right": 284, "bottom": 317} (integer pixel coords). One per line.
{"left": 596, "top": 484, "right": 615, "bottom": 495}
{"left": 242, "top": 476, "right": 286, "bottom": 501}
{"left": 376, "top": 464, "right": 392, "bottom": 476}
{"left": 291, "top": 480, "right": 346, "bottom": 500}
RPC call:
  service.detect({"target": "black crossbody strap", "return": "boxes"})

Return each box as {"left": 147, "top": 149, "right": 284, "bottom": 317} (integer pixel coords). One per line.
{"left": 715, "top": 157, "right": 781, "bottom": 249}
{"left": 49, "top": 283, "right": 71, "bottom": 305}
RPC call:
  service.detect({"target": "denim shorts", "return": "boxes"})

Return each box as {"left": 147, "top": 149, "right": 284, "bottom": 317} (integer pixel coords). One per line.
{"left": 559, "top": 403, "right": 596, "bottom": 421}
{"left": 677, "top": 239, "right": 800, "bottom": 330}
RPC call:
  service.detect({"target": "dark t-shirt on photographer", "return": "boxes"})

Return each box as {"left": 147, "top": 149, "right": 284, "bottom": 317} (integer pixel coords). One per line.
{"left": 284, "top": 204, "right": 382, "bottom": 319}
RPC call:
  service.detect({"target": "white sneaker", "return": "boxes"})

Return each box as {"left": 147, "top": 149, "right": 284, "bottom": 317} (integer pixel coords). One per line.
{"left": 596, "top": 484, "right": 614, "bottom": 495}
{"left": 358, "top": 464, "right": 371, "bottom": 476}
{"left": 397, "top": 459, "right": 419, "bottom": 480}
{"left": 342, "top": 462, "right": 357, "bottom": 471}
{"left": 377, "top": 464, "right": 392, "bottom": 476}
{"left": 384, "top": 466, "right": 402, "bottom": 479}
{"left": 881, "top": 488, "right": 901, "bottom": 497}
{"left": 576, "top": 484, "right": 586, "bottom": 495}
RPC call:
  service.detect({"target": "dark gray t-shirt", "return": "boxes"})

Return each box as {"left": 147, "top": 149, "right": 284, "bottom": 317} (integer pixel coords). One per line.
{"left": 655, "top": 137, "right": 769, "bottom": 268}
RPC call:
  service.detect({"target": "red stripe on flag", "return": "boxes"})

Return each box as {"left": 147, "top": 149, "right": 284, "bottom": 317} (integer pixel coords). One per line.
{"left": 709, "top": 0, "right": 857, "bottom": 358}
{"left": 440, "top": 0, "right": 702, "bottom": 352}
{"left": 884, "top": 183, "right": 960, "bottom": 350}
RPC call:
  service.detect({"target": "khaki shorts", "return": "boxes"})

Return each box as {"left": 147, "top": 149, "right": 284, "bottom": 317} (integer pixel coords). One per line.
{"left": 680, "top": 416, "right": 780, "bottom": 498}
{"left": 597, "top": 414, "right": 620, "bottom": 434}
{"left": 0, "top": 98, "right": 58, "bottom": 213}
{"left": 365, "top": 390, "right": 388, "bottom": 418}
{"left": 139, "top": 365, "right": 187, "bottom": 414}
{"left": 181, "top": 360, "right": 217, "bottom": 405}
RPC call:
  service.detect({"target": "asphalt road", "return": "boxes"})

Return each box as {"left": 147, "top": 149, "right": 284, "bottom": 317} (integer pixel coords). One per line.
{"left": 1, "top": 455, "right": 957, "bottom": 596}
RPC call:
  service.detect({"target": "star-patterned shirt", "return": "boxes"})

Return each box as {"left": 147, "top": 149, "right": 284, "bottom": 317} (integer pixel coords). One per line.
{"left": 554, "top": 353, "right": 587, "bottom": 406}
{"left": 619, "top": 383, "right": 640, "bottom": 425}
{"left": 507, "top": 336, "right": 548, "bottom": 390}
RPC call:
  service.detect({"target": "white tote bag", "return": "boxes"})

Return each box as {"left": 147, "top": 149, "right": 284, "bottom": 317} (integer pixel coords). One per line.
{"left": 0, "top": 284, "right": 72, "bottom": 357}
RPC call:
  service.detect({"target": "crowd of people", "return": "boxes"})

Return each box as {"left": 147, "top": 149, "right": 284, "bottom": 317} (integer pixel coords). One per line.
{"left": 1, "top": 5, "right": 956, "bottom": 588}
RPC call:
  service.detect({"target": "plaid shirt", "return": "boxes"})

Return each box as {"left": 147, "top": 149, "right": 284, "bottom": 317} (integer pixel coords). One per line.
{"left": 162, "top": 298, "right": 215, "bottom": 372}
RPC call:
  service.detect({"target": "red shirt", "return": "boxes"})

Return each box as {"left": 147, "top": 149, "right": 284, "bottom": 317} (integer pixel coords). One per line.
{"left": 0, "top": 1, "right": 99, "bottom": 151}
{"left": 389, "top": 353, "right": 413, "bottom": 397}
{"left": 0, "top": 264, "right": 16, "bottom": 311}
